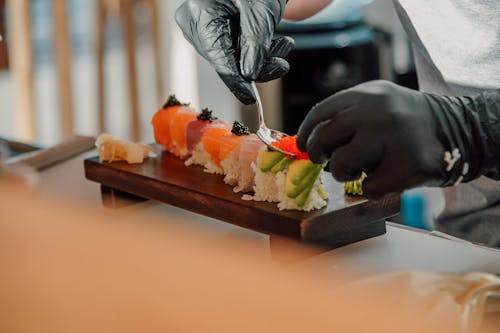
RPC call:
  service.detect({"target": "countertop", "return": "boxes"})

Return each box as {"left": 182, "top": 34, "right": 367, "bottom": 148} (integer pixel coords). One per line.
{"left": 39, "top": 150, "right": 500, "bottom": 276}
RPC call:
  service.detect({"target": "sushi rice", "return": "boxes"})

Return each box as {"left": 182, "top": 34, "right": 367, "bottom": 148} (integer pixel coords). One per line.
{"left": 221, "top": 148, "right": 241, "bottom": 186}
{"left": 242, "top": 162, "right": 282, "bottom": 203}
{"left": 185, "top": 142, "right": 211, "bottom": 169}
{"left": 185, "top": 141, "right": 223, "bottom": 174}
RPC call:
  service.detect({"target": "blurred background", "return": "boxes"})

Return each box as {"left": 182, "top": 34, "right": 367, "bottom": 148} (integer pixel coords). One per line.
{"left": 0, "top": 0, "right": 416, "bottom": 146}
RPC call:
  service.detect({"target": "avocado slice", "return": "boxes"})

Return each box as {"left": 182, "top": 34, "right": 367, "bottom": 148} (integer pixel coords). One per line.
{"left": 295, "top": 182, "right": 315, "bottom": 207}
{"left": 287, "top": 160, "right": 317, "bottom": 186}
{"left": 295, "top": 170, "right": 327, "bottom": 207}
{"left": 270, "top": 157, "right": 292, "bottom": 174}
{"left": 259, "top": 150, "right": 285, "bottom": 172}
{"left": 285, "top": 163, "right": 322, "bottom": 199}
{"left": 286, "top": 164, "right": 321, "bottom": 198}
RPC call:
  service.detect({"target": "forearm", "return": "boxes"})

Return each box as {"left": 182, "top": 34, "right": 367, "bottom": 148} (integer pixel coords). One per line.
{"left": 283, "top": 0, "right": 332, "bottom": 21}
{"left": 426, "top": 90, "right": 500, "bottom": 184}
{"left": 471, "top": 90, "right": 500, "bottom": 179}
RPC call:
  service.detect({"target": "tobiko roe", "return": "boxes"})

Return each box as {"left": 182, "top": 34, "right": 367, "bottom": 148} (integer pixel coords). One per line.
{"left": 270, "top": 135, "right": 309, "bottom": 160}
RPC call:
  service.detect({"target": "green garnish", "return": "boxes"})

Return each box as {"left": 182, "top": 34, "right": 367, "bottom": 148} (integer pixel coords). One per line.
{"left": 162, "top": 95, "right": 189, "bottom": 109}
{"left": 231, "top": 121, "right": 251, "bottom": 136}
{"left": 344, "top": 172, "right": 367, "bottom": 196}
{"left": 197, "top": 108, "right": 217, "bottom": 122}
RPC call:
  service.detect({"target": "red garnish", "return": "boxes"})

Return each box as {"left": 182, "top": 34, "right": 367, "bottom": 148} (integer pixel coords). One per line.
{"left": 270, "top": 135, "right": 309, "bottom": 160}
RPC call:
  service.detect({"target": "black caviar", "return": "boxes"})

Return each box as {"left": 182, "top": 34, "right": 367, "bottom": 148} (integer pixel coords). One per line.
{"left": 162, "top": 95, "right": 189, "bottom": 109}
{"left": 231, "top": 121, "right": 251, "bottom": 136}
{"left": 197, "top": 108, "right": 218, "bottom": 122}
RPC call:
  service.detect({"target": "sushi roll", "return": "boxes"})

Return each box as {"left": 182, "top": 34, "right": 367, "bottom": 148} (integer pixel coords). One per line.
{"left": 243, "top": 146, "right": 285, "bottom": 203}
{"left": 244, "top": 136, "right": 328, "bottom": 211}
{"left": 186, "top": 108, "right": 218, "bottom": 153}
{"left": 276, "top": 159, "right": 328, "bottom": 211}
{"left": 184, "top": 109, "right": 227, "bottom": 168}
{"left": 220, "top": 121, "right": 253, "bottom": 186}
{"left": 234, "top": 135, "right": 265, "bottom": 193}
{"left": 189, "top": 120, "right": 264, "bottom": 190}
{"left": 186, "top": 119, "right": 253, "bottom": 181}
{"left": 152, "top": 95, "right": 198, "bottom": 158}
{"left": 187, "top": 120, "right": 231, "bottom": 174}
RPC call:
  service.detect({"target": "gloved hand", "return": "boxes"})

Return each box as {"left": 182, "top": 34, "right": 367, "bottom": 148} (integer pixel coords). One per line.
{"left": 175, "top": 0, "right": 293, "bottom": 105}
{"left": 297, "top": 80, "right": 500, "bottom": 199}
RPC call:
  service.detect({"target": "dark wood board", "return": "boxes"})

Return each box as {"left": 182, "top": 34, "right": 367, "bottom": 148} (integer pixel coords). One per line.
{"left": 84, "top": 146, "right": 400, "bottom": 247}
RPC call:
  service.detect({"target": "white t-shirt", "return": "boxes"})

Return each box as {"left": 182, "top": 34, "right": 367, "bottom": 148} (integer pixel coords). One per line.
{"left": 395, "top": 0, "right": 500, "bottom": 96}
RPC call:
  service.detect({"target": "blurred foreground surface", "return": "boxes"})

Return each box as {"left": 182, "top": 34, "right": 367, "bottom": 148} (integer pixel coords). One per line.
{"left": 1, "top": 183, "right": 498, "bottom": 333}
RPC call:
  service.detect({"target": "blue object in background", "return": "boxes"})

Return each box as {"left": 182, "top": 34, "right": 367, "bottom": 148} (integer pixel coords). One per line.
{"left": 401, "top": 189, "right": 429, "bottom": 231}
{"left": 277, "top": 0, "right": 376, "bottom": 50}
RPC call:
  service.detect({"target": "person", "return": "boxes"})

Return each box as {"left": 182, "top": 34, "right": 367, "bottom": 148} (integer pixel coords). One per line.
{"left": 175, "top": 0, "right": 500, "bottom": 244}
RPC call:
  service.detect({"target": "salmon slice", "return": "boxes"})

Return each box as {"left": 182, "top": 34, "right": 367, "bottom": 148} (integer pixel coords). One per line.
{"left": 152, "top": 105, "right": 186, "bottom": 150}
{"left": 201, "top": 124, "right": 231, "bottom": 167}
{"left": 219, "top": 133, "right": 247, "bottom": 162}
{"left": 169, "top": 108, "right": 198, "bottom": 158}
{"left": 151, "top": 105, "right": 197, "bottom": 153}
{"left": 152, "top": 105, "right": 177, "bottom": 148}
{"left": 186, "top": 119, "right": 228, "bottom": 153}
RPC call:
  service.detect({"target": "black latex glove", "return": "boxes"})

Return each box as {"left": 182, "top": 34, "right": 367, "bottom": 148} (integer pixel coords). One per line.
{"left": 297, "top": 80, "right": 500, "bottom": 199}
{"left": 175, "top": 0, "right": 293, "bottom": 105}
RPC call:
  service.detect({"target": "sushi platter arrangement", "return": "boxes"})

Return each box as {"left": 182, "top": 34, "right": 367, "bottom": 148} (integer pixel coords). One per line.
{"left": 151, "top": 96, "right": 329, "bottom": 212}
{"left": 84, "top": 96, "right": 400, "bottom": 247}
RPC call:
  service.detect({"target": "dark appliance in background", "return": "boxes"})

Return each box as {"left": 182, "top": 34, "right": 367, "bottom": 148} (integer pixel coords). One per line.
{"left": 277, "top": 20, "right": 380, "bottom": 134}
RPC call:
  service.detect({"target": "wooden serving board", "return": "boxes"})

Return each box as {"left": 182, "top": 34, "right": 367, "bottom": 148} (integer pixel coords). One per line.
{"left": 84, "top": 146, "right": 400, "bottom": 247}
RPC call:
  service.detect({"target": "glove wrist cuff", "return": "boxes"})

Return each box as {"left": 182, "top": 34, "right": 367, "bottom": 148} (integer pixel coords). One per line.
{"left": 425, "top": 94, "right": 476, "bottom": 186}
{"left": 425, "top": 92, "right": 500, "bottom": 186}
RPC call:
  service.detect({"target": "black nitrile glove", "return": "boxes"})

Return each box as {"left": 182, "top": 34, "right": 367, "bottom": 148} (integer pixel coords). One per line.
{"left": 297, "top": 80, "right": 500, "bottom": 199}
{"left": 175, "top": 0, "right": 292, "bottom": 105}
